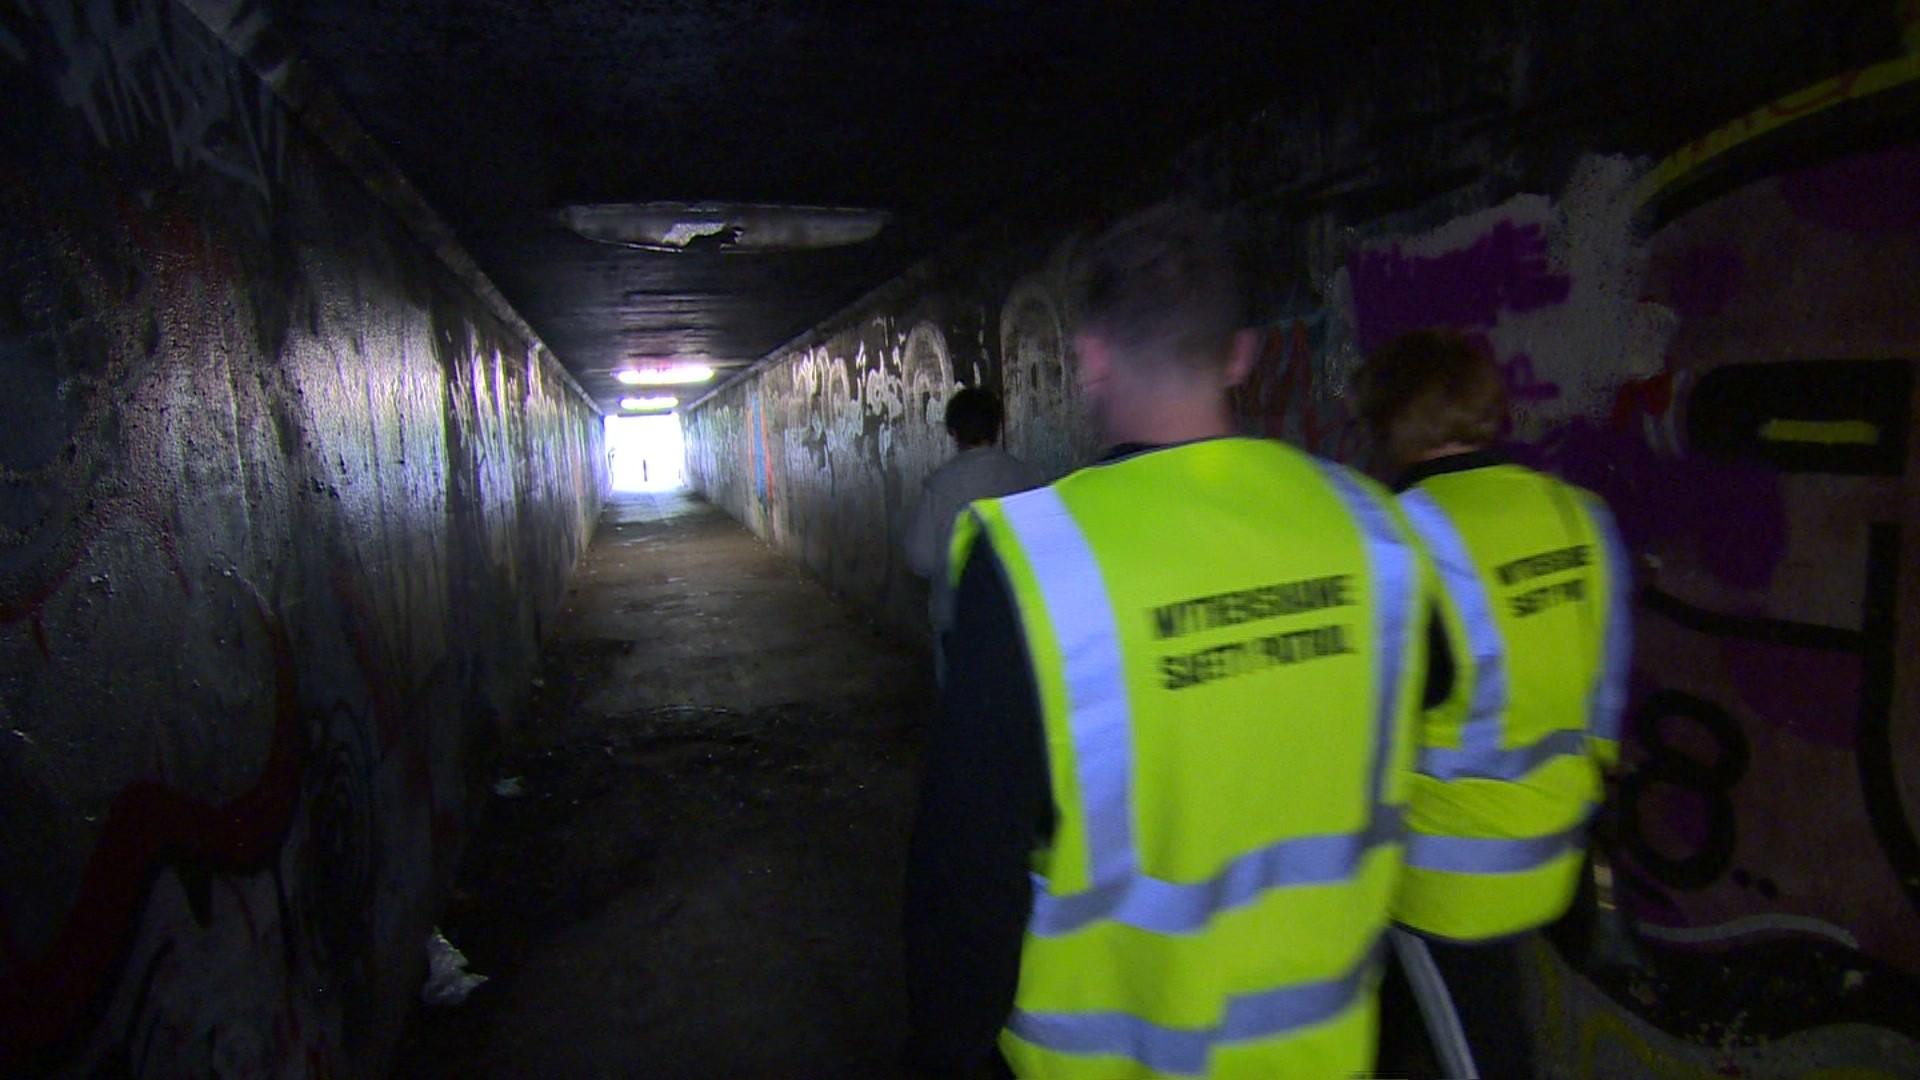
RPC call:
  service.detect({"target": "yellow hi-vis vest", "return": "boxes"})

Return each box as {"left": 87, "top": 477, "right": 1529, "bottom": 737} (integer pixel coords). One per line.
{"left": 1392, "top": 461, "right": 1633, "bottom": 942}
{"left": 950, "top": 438, "right": 1429, "bottom": 1079}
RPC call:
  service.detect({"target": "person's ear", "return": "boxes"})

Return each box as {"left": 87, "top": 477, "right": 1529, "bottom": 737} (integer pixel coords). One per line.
{"left": 1222, "top": 328, "right": 1260, "bottom": 389}
{"left": 1072, "top": 331, "right": 1112, "bottom": 393}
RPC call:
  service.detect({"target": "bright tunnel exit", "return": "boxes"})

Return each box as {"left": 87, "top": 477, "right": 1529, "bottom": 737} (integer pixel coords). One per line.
{"left": 606, "top": 412, "right": 686, "bottom": 492}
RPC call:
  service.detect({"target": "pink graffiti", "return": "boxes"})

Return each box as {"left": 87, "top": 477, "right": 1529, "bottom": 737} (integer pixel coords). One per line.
{"left": 1349, "top": 218, "right": 1572, "bottom": 351}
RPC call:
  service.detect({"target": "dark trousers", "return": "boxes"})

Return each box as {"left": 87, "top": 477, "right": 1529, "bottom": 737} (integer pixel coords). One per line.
{"left": 1379, "top": 932, "right": 1537, "bottom": 1078}
{"left": 1424, "top": 935, "right": 1536, "bottom": 1078}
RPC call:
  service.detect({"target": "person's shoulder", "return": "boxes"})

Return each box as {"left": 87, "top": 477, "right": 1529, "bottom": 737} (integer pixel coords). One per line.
{"left": 1228, "top": 435, "right": 1350, "bottom": 479}
{"left": 1322, "top": 457, "right": 1392, "bottom": 498}
{"left": 1279, "top": 445, "right": 1391, "bottom": 503}
{"left": 1562, "top": 478, "right": 1622, "bottom": 532}
{"left": 996, "top": 448, "right": 1045, "bottom": 480}
{"left": 1503, "top": 463, "right": 1613, "bottom": 518}
{"left": 922, "top": 453, "right": 974, "bottom": 490}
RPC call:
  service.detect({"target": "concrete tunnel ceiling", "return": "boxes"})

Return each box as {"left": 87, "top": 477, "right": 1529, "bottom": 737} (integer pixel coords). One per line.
{"left": 269, "top": 0, "right": 1412, "bottom": 415}
{"left": 271, "top": 0, "right": 1895, "bottom": 415}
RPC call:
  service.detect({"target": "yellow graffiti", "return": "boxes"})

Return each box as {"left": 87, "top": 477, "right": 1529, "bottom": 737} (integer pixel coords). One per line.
{"left": 1643, "top": 45, "right": 1920, "bottom": 204}
{"left": 1758, "top": 419, "right": 1881, "bottom": 446}
{"left": 1534, "top": 939, "right": 1710, "bottom": 1079}
{"left": 1528, "top": 941, "right": 1907, "bottom": 1080}
{"left": 1578, "top": 1005, "right": 1719, "bottom": 1080}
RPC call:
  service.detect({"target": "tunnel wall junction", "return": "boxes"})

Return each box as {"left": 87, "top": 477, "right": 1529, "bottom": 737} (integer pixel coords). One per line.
{"left": 685, "top": 6, "right": 1920, "bottom": 1076}
{"left": 0, "top": 1, "right": 606, "bottom": 1074}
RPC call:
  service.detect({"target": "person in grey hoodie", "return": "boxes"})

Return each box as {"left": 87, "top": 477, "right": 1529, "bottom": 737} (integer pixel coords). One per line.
{"left": 902, "top": 387, "right": 1042, "bottom": 678}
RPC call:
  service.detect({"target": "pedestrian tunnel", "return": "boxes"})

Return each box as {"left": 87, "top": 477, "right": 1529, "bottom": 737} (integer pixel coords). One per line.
{"left": 3, "top": 0, "right": 1917, "bottom": 1076}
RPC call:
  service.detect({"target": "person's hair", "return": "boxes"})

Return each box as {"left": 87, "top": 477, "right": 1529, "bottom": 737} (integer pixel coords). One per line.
{"left": 1354, "top": 329, "right": 1509, "bottom": 464}
{"left": 944, "top": 386, "right": 1003, "bottom": 446}
{"left": 1074, "top": 202, "right": 1243, "bottom": 369}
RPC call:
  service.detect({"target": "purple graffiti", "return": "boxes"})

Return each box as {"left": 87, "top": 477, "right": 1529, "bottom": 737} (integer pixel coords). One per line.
{"left": 1513, "top": 420, "right": 1787, "bottom": 591}
{"left": 1349, "top": 219, "right": 1572, "bottom": 351}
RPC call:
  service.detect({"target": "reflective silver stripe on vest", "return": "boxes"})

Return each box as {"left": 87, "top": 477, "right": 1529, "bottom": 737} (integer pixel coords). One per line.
{"left": 1320, "top": 465, "right": 1417, "bottom": 814}
{"left": 1401, "top": 488, "right": 1596, "bottom": 784}
{"left": 997, "top": 487, "right": 1137, "bottom": 886}
{"left": 1001, "top": 470, "right": 1416, "bottom": 940}
{"left": 1026, "top": 815, "right": 1404, "bottom": 936}
{"left": 996, "top": 471, "right": 1407, "bottom": 1070}
{"left": 1587, "top": 501, "right": 1633, "bottom": 745}
{"left": 1406, "top": 822, "right": 1585, "bottom": 874}
{"left": 1428, "top": 726, "right": 1594, "bottom": 783}
{"left": 1398, "top": 489, "right": 1513, "bottom": 782}
{"left": 1007, "top": 942, "right": 1386, "bottom": 1078}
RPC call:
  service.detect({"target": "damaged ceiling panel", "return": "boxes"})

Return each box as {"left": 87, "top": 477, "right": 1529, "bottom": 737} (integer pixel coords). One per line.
{"left": 556, "top": 203, "right": 892, "bottom": 255}
{"left": 272, "top": 0, "right": 1326, "bottom": 412}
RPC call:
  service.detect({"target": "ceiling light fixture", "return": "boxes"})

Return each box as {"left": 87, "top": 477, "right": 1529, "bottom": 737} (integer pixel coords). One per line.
{"left": 622, "top": 395, "right": 679, "bottom": 412}
{"left": 619, "top": 363, "right": 713, "bottom": 386}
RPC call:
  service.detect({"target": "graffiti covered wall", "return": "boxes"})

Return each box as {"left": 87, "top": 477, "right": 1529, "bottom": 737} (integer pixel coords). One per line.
{"left": 683, "top": 266, "right": 1089, "bottom": 633}
{"left": 684, "top": 7, "right": 1919, "bottom": 1075}
{"left": 1289, "top": 138, "right": 1920, "bottom": 1077}
{"left": 1532, "top": 146, "right": 1919, "bottom": 1080}
{"left": 0, "top": 1, "right": 605, "bottom": 1074}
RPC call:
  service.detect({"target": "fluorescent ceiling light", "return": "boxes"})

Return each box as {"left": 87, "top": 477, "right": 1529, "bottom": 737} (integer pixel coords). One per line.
{"left": 620, "top": 363, "right": 713, "bottom": 386}
{"left": 622, "top": 395, "right": 679, "bottom": 411}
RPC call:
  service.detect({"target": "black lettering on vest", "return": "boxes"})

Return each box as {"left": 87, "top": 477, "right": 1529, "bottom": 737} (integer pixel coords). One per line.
{"left": 1152, "top": 604, "right": 1183, "bottom": 640}
{"left": 1496, "top": 544, "right": 1592, "bottom": 587}
{"left": 1146, "top": 574, "right": 1358, "bottom": 641}
{"left": 1161, "top": 621, "right": 1357, "bottom": 692}
{"left": 1510, "top": 576, "right": 1588, "bottom": 618}
{"left": 1262, "top": 633, "right": 1295, "bottom": 664}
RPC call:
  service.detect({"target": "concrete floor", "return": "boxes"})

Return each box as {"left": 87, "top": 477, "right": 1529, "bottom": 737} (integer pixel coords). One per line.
{"left": 392, "top": 491, "right": 930, "bottom": 1078}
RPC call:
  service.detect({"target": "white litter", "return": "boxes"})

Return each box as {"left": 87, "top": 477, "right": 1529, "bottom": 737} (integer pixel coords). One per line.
{"left": 492, "top": 776, "right": 526, "bottom": 798}
{"left": 422, "top": 928, "right": 488, "bottom": 1006}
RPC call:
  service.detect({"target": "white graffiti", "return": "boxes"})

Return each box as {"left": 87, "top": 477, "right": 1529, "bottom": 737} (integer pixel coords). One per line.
{"left": 891, "top": 320, "right": 958, "bottom": 494}
{"left": 9, "top": 0, "right": 286, "bottom": 204}
{"left": 1335, "top": 154, "right": 1670, "bottom": 436}
{"left": 1632, "top": 913, "right": 1861, "bottom": 950}
{"left": 1000, "top": 272, "right": 1095, "bottom": 480}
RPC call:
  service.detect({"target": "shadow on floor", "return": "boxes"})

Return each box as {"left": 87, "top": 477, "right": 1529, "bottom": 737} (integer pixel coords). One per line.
{"left": 392, "top": 491, "right": 932, "bottom": 1078}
